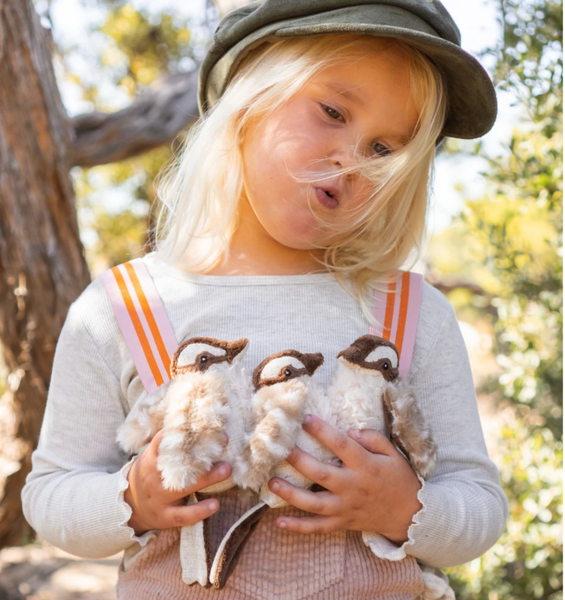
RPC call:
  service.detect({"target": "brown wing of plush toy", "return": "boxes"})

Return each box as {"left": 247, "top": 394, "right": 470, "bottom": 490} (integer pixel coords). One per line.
{"left": 382, "top": 380, "right": 438, "bottom": 479}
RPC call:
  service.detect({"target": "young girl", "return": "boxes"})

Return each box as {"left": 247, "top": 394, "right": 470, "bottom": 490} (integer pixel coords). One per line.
{"left": 22, "top": 1, "right": 508, "bottom": 598}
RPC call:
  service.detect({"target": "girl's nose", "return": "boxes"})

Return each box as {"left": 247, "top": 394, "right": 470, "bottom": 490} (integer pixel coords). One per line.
{"left": 328, "top": 140, "right": 362, "bottom": 170}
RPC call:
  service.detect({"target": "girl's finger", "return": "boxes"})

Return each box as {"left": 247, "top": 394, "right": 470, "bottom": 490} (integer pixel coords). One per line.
{"left": 162, "top": 461, "right": 232, "bottom": 501}
{"left": 301, "top": 414, "right": 369, "bottom": 468}
{"left": 191, "top": 461, "right": 232, "bottom": 493}
{"left": 268, "top": 479, "right": 339, "bottom": 516}
{"left": 161, "top": 498, "right": 220, "bottom": 528}
{"left": 275, "top": 515, "right": 342, "bottom": 535}
{"left": 285, "top": 446, "right": 344, "bottom": 492}
{"left": 147, "top": 429, "right": 164, "bottom": 454}
{"left": 348, "top": 428, "right": 395, "bottom": 457}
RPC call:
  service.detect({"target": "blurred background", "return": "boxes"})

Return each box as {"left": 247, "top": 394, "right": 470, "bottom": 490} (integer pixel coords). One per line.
{"left": 0, "top": 0, "right": 561, "bottom": 598}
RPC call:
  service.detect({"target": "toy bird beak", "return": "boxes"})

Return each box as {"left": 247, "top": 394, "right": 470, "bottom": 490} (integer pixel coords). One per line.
{"left": 226, "top": 338, "right": 249, "bottom": 364}
{"left": 301, "top": 352, "right": 324, "bottom": 376}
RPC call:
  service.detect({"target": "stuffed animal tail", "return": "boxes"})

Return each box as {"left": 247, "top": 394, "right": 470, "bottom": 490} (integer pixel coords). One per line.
{"left": 383, "top": 380, "right": 437, "bottom": 479}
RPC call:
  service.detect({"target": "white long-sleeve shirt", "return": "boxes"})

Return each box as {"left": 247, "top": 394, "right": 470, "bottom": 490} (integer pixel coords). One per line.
{"left": 22, "top": 251, "right": 508, "bottom": 568}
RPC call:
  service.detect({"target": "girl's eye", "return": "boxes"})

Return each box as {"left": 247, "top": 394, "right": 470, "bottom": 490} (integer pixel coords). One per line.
{"left": 372, "top": 143, "right": 391, "bottom": 158}
{"left": 321, "top": 103, "right": 344, "bottom": 122}
{"left": 321, "top": 104, "right": 391, "bottom": 158}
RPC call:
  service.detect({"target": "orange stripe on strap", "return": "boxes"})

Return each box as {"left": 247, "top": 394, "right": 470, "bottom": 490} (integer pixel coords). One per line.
{"left": 112, "top": 266, "right": 164, "bottom": 388}
{"left": 124, "top": 262, "right": 172, "bottom": 380}
{"left": 395, "top": 271, "right": 411, "bottom": 357}
{"left": 382, "top": 278, "right": 397, "bottom": 340}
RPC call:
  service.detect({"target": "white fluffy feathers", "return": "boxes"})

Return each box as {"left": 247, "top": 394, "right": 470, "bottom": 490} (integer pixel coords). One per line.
{"left": 117, "top": 334, "right": 437, "bottom": 494}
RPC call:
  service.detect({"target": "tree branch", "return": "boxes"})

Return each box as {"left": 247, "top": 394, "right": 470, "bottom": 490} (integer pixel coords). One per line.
{"left": 70, "top": 69, "right": 200, "bottom": 167}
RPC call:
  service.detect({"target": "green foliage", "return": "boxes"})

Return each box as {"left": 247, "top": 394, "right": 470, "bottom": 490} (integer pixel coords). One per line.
{"left": 100, "top": 4, "right": 192, "bottom": 95}
{"left": 64, "top": 4, "right": 193, "bottom": 270}
{"left": 448, "top": 417, "right": 563, "bottom": 600}
{"left": 493, "top": 0, "right": 562, "bottom": 126}
{"left": 438, "top": 0, "right": 562, "bottom": 597}
{"left": 73, "top": 145, "right": 173, "bottom": 271}
{"left": 459, "top": 123, "right": 562, "bottom": 438}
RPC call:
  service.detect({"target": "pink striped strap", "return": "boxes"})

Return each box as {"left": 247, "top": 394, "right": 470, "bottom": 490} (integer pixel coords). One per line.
{"left": 370, "top": 271, "right": 423, "bottom": 378}
{"left": 100, "top": 258, "right": 179, "bottom": 395}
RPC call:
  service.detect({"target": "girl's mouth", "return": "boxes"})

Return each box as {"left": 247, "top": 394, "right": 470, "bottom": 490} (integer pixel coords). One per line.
{"left": 314, "top": 187, "right": 339, "bottom": 209}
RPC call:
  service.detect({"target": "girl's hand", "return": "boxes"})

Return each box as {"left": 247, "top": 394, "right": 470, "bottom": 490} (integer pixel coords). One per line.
{"left": 124, "top": 430, "right": 231, "bottom": 536}
{"left": 267, "top": 414, "right": 423, "bottom": 544}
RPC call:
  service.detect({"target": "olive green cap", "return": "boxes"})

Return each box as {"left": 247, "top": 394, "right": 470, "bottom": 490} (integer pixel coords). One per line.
{"left": 198, "top": 0, "right": 497, "bottom": 139}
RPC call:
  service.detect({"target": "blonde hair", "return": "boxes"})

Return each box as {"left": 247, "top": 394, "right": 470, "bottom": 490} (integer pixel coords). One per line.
{"left": 153, "top": 33, "right": 448, "bottom": 324}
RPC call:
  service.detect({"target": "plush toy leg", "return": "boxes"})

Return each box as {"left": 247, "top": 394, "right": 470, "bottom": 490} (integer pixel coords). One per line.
{"left": 361, "top": 531, "right": 409, "bottom": 561}
{"left": 420, "top": 564, "right": 456, "bottom": 600}
{"left": 180, "top": 493, "right": 210, "bottom": 586}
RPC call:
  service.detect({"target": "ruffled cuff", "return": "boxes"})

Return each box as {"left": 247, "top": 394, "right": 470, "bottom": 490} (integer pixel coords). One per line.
{"left": 117, "top": 456, "right": 158, "bottom": 548}
{"left": 362, "top": 472, "right": 426, "bottom": 561}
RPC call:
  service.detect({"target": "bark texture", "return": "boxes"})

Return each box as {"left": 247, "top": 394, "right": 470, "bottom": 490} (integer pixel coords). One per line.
{"left": 0, "top": 0, "right": 90, "bottom": 548}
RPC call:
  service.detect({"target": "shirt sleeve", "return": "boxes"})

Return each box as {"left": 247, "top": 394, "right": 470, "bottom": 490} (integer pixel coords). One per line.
{"left": 403, "top": 302, "right": 509, "bottom": 567}
{"left": 21, "top": 284, "right": 155, "bottom": 559}
{"left": 365, "top": 300, "right": 509, "bottom": 568}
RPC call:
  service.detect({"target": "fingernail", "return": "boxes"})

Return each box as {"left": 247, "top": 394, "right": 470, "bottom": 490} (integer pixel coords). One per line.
{"left": 277, "top": 519, "right": 287, "bottom": 529}
{"left": 271, "top": 481, "right": 280, "bottom": 492}
{"left": 208, "top": 500, "right": 218, "bottom": 511}
{"left": 221, "top": 432, "right": 229, "bottom": 444}
{"left": 218, "top": 463, "right": 229, "bottom": 476}
{"left": 303, "top": 414, "right": 313, "bottom": 424}
{"left": 350, "top": 428, "right": 361, "bottom": 440}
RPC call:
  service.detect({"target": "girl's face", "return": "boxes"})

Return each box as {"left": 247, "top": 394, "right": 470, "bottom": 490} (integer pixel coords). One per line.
{"left": 239, "top": 42, "right": 420, "bottom": 250}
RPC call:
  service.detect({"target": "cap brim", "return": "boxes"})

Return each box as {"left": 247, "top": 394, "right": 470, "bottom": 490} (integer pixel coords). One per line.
{"left": 199, "top": 5, "right": 497, "bottom": 139}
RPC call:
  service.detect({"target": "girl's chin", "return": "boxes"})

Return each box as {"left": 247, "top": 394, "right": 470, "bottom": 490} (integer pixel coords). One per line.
{"left": 265, "top": 223, "right": 330, "bottom": 251}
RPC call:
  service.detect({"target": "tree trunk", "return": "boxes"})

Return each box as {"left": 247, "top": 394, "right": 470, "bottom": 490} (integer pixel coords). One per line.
{"left": 0, "top": 0, "right": 253, "bottom": 550}
{"left": 0, "top": 0, "right": 90, "bottom": 548}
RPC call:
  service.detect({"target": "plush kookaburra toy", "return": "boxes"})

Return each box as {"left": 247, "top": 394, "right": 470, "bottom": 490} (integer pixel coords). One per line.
{"left": 233, "top": 349, "right": 325, "bottom": 491}
{"left": 117, "top": 336, "right": 251, "bottom": 491}
{"left": 206, "top": 348, "right": 327, "bottom": 588}
{"left": 330, "top": 334, "right": 437, "bottom": 478}
{"left": 117, "top": 335, "right": 253, "bottom": 587}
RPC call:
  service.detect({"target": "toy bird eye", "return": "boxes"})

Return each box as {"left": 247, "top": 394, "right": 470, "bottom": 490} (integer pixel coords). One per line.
{"left": 200, "top": 355, "right": 208, "bottom": 363}
{"left": 284, "top": 368, "right": 292, "bottom": 377}
{"left": 383, "top": 362, "right": 388, "bottom": 370}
